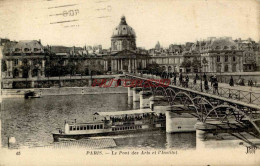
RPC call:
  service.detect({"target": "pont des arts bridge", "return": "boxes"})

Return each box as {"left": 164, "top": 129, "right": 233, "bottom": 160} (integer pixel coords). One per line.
{"left": 125, "top": 73, "right": 260, "bottom": 149}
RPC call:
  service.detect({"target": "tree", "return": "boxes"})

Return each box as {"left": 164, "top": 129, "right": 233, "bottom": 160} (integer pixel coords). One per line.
{"left": 191, "top": 57, "right": 201, "bottom": 69}
{"left": 66, "top": 61, "right": 76, "bottom": 75}
{"left": 45, "top": 55, "right": 65, "bottom": 77}
{"left": 145, "top": 62, "right": 164, "bottom": 74}
{"left": 87, "top": 59, "right": 104, "bottom": 75}
{"left": 181, "top": 58, "right": 192, "bottom": 68}
{"left": 75, "top": 61, "right": 85, "bottom": 75}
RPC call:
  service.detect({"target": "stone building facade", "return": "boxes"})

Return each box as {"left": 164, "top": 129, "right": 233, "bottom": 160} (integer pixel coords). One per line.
{"left": 3, "top": 40, "right": 48, "bottom": 79}
{"left": 200, "top": 37, "right": 243, "bottom": 73}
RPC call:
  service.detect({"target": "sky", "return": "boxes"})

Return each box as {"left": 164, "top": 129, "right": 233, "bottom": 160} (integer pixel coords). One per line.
{"left": 0, "top": 0, "right": 259, "bottom": 49}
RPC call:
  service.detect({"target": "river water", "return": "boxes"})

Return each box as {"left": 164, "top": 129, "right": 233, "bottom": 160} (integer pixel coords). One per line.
{"left": 1, "top": 93, "right": 195, "bottom": 149}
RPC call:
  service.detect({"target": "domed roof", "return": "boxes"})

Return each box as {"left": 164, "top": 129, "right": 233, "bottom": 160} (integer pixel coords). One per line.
{"left": 112, "top": 16, "right": 136, "bottom": 38}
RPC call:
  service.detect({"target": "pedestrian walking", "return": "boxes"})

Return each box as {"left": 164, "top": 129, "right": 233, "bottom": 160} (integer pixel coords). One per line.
{"left": 229, "top": 76, "right": 234, "bottom": 87}
{"left": 210, "top": 75, "right": 213, "bottom": 87}
{"left": 174, "top": 74, "right": 177, "bottom": 85}
{"left": 185, "top": 75, "right": 189, "bottom": 87}
{"left": 179, "top": 73, "right": 183, "bottom": 86}
{"left": 203, "top": 73, "right": 207, "bottom": 81}
{"left": 204, "top": 78, "right": 209, "bottom": 92}
{"left": 213, "top": 78, "right": 219, "bottom": 95}
{"left": 195, "top": 73, "right": 199, "bottom": 80}
{"left": 193, "top": 77, "right": 197, "bottom": 85}
{"left": 249, "top": 79, "right": 254, "bottom": 91}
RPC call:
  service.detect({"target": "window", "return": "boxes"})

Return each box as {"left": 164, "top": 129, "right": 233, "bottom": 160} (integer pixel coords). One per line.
{"left": 225, "top": 55, "right": 228, "bottom": 62}
{"left": 100, "top": 125, "right": 103, "bottom": 129}
{"left": 87, "top": 125, "right": 89, "bottom": 130}
{"left": 14, "top": 59, "right": 18, "bottom": 66}
{"left": 97, "top": 125, "right": 100, "bottom": 129}
{"left": 217, "top": 56, "right": 220, "bottom": 62}
{"left": 73, "top": 126, "right": 76, "bottom": 130}
{"left": 80, "top": 126, "right": 83, "bottom": 130}
{"left": 24, "top": 48, "right": 30, "bottom": 52}
{"left": 83, "top": 126, "right": 86, "bottom": 130}
{"left": 90, "top": 125, "right": 93, "bottom": 130}
{"left": 233, "top": 56, "right": 236, "bottom": 62}
{"left": 15, "top": 48, "right": 20, "bottom": 52}
{"left": 34, "top": 48, "right": 39, "bottom": 52}
{"left": 70, "top": 126, "right": 72, "bottom": 130}
{"left": 224, "top": 65, "right": 229, "bottom": 72}
{"left": 77, "top": 126, "right": 80, "bottom": 130}
{"left": 232, "top": 64, "right": 236, "bottom": 72}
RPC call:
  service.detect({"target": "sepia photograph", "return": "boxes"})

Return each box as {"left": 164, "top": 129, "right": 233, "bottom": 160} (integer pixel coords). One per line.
{"left": 0, "top": 0, "right": 260, "bottom": 165}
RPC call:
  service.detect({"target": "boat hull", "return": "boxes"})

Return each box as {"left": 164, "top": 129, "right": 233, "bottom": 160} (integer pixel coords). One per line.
{"left": 53, "top": 127, "right": 165, "bottom": 142}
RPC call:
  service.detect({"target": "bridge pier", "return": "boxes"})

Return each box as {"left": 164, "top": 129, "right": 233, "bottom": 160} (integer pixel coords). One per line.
{"left": 128, "top": 95, "right": 133, "bottom": 106}
{"left": 149, "top": 96, "right": 169, "bottom": 110}
{"left": 133, "top": 87, "right": 142, "bottom": 102}
{"left": 195, "top": 122, "right": 208, "bottom": 150}
{"left": 165, "top": 106, "right": 197, "bottom": 133}
{"left": 140, "top": 91, "right": 152, "bottom": 109}
{"left": 194, "top": 121, "right": 257, "bottom": 149}
{"left": 128, "top": 87, "right": 133, "bottom": 97}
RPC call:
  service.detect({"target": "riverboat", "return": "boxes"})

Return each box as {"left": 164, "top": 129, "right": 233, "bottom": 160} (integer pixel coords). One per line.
{"left": 52, "top": 109, "right": 165, "bottom": 142}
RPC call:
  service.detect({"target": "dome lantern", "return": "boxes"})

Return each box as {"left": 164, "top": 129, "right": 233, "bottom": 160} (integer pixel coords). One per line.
{"left": 120, "top": 16, "right": 127, "bottom": 25}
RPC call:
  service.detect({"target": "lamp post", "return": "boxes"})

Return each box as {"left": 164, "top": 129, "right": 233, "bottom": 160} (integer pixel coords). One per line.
{"left": 200, "top": 65, "right": 203, "bottom": 92}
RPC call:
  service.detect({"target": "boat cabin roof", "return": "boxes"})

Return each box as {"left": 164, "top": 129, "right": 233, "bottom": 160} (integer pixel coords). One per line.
{"left": 94, "top": 108, "right": 154, "bottom": 116}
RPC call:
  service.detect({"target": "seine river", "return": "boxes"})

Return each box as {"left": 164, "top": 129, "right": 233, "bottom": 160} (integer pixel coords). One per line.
{"left": 1, "top": 93, "right": 195, "bottom": 149}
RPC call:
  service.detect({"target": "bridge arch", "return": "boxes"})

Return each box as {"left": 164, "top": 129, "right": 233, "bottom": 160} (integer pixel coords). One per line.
{"left": 203, "top": 105, "right": 248, "bottom": 123}
{"left": 172, "top": 91, "right": 199, "bottom": 118}
{"left": 192, "top": 97, "right": 217, "bottom": 121}
{"left": 153, "top": 86, "right": 169, "bottom": 102}
{"left": 165, "top": 88, "right": 177, "bottom": 104}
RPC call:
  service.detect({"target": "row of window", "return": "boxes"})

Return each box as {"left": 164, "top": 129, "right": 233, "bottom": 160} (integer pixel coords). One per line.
{"left": 12, "top": 59, "right": 43, "bottom": 66}
{"left": 69, "top": 124, "right": 103, "bottom": 131}
{"left": 216, "top": 56, "right": 236, "bottom": 62}
{"left": 15, "top": 48, "right": 40, "bottom": 52}
{"left": 112, "top": 125, "right": 142, "bottom": 131}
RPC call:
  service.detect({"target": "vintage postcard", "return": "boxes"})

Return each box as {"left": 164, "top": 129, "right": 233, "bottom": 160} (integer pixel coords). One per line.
{"left": 0, "top": 0, "right": 260, "bottom": 165}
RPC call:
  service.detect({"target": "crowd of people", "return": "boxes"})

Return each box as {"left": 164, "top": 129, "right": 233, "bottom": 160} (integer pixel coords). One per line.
{"left": 140, "top": 70, "right": 258, "bottom": 94}
{"left": 109, "top": 113, "right": 165, "bottom": 123}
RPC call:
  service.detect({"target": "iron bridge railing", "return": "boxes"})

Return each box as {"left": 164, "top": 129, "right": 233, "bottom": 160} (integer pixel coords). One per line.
{"left": 127, "top": 73, "right": 260, "bottom": 107}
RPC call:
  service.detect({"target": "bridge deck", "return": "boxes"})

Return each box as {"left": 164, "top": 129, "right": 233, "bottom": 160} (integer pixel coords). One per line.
{"left": 126, "top": 74, "right": 260, "bottom": 110}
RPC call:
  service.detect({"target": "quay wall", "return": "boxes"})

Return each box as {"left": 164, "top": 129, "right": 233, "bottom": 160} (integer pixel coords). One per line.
{"left": 2, "top": 86, "right": 127, "bottom": 98}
